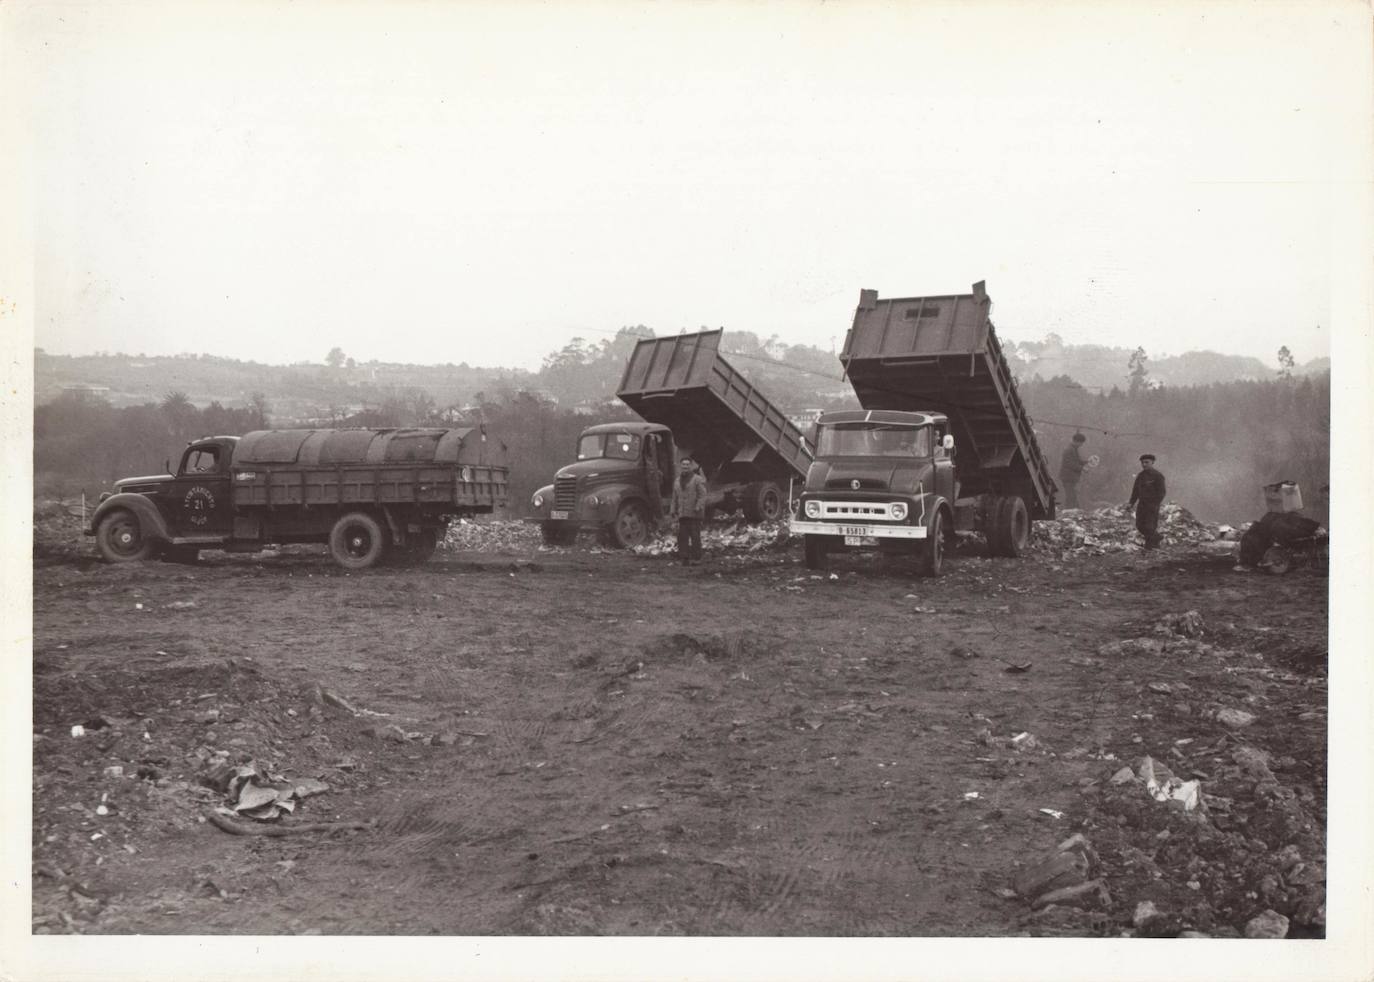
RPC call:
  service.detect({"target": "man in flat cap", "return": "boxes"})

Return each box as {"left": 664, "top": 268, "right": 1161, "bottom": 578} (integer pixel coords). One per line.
{"left": 1059, "top": 432, "right": 1090, "bottom": 509}
{"left": 1127, "top": 454, "right": 1166, "bottom": 550}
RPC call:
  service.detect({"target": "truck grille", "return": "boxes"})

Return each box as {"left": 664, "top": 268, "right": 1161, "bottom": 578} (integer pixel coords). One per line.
{"left": 554, "top": 477, "right": 579, "bottom": 510}
{"left": 816, "top": 500, "right": 905, "bottom": 521}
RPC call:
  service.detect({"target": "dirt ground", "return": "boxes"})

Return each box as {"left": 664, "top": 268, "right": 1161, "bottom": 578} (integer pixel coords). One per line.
{"left": 31, "top": 511, "right": 1327, "bottom": 938}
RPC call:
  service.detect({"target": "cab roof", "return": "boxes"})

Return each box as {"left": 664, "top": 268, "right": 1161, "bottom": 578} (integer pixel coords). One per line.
{"left": 817, "top": 409, "right": 946, "bottom": 427}
{"left": 580, "top": 421, "right": 669, "bottom": 436}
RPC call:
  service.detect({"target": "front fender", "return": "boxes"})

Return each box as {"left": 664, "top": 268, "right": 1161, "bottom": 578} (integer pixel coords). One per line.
{"left": 89, "top": 493, "right": 173, "bottom": 542}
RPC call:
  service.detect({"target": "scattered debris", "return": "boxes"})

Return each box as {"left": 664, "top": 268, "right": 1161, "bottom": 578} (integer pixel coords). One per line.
{"left": 1012, "top": 833, "right": 1100, "bottom": 906}
{"left": 1214, "top": 708, "right": 1257, "bottom": 728}
{"left": 1135, "top": 757, "right": 1203, "bottom": 812}
{"left": 1038, "top": 808, "right": 1065, "bottom": 820}
{"left": 1243, "top": 909, "right": 1290, "bottom": 939}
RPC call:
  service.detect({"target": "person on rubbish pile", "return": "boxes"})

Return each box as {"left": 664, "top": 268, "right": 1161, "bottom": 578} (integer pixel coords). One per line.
{"left": 671, "top": 456, "right": 708, "bottom": 565}
{"left": 1059, "top": 432, "right": 1090, "bottom": 509}
{"left": 1127, "top": 453, "right": 1167, "bottom": 550}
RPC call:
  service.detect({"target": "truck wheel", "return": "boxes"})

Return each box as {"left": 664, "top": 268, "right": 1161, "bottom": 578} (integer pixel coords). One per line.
{"left": 607, "top": 501, "right": 650, "bottom": 549}
{"left": 541, "top": 523, "right": 578, "bottom": 547}
{"left": 96, "top": 509, "right": 157, "bottom": 563}
{"left": 1260, "top": 545, "right": 1292, "bottom": 575}
{"left": 742, "top": 482, "right": 785, "bottom": 523}
{"left": 991, "top": 496, "right": 1030, "bottom": 557}
{"left": 918, "top": 509, "right": 946, "bottom": 577}
{"left": 329, "top": 512, "right": 389, "bottom": 570}
{"left": 803, "top": 534, "right": 829, "bottom": 570}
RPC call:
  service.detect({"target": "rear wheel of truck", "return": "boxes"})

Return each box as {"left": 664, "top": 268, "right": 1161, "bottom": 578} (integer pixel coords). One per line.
{"left": 96, "top": 509, "right": 156, "bottom": 563}
{"left": 742, "top": 482, "right": 785, "bottom": 523}
{"left": 541, "top": 523, "right": 579, "bottom": 547}
{"left": 917, "top": 509, "right": 946, "bottom": 577}
{"left": 803, "top": 534, "right": 829, "bottom": 570}
{"left": 329, "top": 512, "right": 389, "bottom": 570}
{"left": 989, "top": 496, "right": 1030, "bottom": 557}
{"left": 606, "top": 501, "right": 650, "bottom": 549}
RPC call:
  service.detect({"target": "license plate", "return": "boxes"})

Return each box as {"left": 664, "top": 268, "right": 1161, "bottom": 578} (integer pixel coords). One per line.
{"left": 550, "top": 510, "right": 569, "bottom": 520}
{"left": 837, "top": 525, "right": 870, "bottom": 537}
{"left": 844, "top": 535, "right": 878, "bottom": 547}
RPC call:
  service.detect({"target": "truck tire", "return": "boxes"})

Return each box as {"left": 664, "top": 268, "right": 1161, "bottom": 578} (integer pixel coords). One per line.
{"left": 990, "top": 496, "right": 1030, "bottom": 557}
{"left": 917, "top": 509, "right": 945, "bottom": 577}
{"left": 742, "top": 482, "right": 785, "bottom": 523}
{"left": 606, "top": 501, "right": 651, "bottom": 549}
{"left": 329, "top": 512, "right": 390, "bottom": 570}
{"left": 803, "top": 533, "right": 829, "bottom": 570}
{"left": 96, "top": 509, "right": 157, "bottom": 563}
{"left": 541, "top": 523, "right": 579, "bottom": 547}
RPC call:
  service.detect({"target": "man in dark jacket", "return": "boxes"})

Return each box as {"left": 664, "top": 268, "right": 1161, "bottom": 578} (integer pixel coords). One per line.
{"left": 1059, "top": 432, "right": 1089, "bottom": 509}
{"left": 1128, "top": 454, "right": 1166, "bottom": 549}
{"left": 671, "top": 457, "right": 708, "bottom": 564}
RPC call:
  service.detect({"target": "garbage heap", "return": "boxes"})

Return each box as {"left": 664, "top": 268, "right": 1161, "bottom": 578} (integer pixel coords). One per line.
{"left": 441, "top": 518, "right": 792, "bottom": 556}
{"left": 1031, "top": 503, "right": 1219, "bottom": 559}
{"left": 630, "top": 520, "right": 791, "bottom": 558}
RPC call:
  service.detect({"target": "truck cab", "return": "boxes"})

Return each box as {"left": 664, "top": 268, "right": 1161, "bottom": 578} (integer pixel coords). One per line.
{"left": 88, "top": 436, "right": 241, "bottom": 561}
{"left": 791, "top": 411, "right": 957, "bottom": 576}
{"left": 529, "top": 422, "right": 676, "bottom": 548}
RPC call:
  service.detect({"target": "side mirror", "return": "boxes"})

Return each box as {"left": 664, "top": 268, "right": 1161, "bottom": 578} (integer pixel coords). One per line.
{"left": 165, "top": 458, "right": 172, "bottom": 474}
{"left": 942, "top": 435, "right": 955, "bottom": 451}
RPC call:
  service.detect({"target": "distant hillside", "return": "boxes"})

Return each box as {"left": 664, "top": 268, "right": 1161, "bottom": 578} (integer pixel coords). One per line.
{"left": 35, "top": 329, "right": 1315, "bottom": 424}
{"left": 1003, "top": 335, "right": 1309, "bottom": 391}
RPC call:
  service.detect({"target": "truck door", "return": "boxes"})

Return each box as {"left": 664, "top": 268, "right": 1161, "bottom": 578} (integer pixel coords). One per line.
{"left": 174, "top": 442, "right": 232, "bottom": 537}
{"left": 931, "top": 425, "right": 957, "bottom": 502}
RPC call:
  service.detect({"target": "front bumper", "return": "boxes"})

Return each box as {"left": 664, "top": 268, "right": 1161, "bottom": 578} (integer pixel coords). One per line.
{"left": 790, "top": 520, "right": 927, "bottom": 539}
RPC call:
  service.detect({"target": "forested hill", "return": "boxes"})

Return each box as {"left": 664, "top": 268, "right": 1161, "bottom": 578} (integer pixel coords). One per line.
{"left": 34, "top": 328, "right": 1323, "bottom": 422}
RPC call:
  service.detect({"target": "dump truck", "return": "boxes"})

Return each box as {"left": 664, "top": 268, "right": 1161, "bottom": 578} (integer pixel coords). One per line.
{"left": 87, "top": 427, "right": 509, "bottom": 570}
{"left": 528, "top": 330, "right": 814, "bottom": 548}
{"left": 790, "top": 281, "right": 1056, "bottom": 575}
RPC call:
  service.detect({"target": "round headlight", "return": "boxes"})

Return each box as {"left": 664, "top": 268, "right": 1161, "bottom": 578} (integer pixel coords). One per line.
{"left": 804, "top": 499, "right": 822, "bottom": 519}
{"left": 890, "top": 502, "right": 908, "bottom": 521}
{"left": 532, "top": 493, "right": 545, "bottom": 509}
{"left": 586, "top": 494, "right": 600, "bottom": 507}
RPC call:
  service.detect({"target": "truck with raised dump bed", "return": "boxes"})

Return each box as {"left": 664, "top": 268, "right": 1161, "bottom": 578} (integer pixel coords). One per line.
{"left": 790, "top": 281, "right": 1056, "bottom": 576}
{"left": 528, "top": 330, "right": 814, "bottom": 548}
{"left": 87, "top": 427, "right": 509, "bottom": 570}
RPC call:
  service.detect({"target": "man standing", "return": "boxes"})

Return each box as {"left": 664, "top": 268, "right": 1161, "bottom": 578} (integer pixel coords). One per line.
{"left": 1128, "top": 454, "right": 1166, "bottom": 550}
{"left": 1059, "top": 432, "right": 1089, "bottom": 509}
{"left": 671, "top": 456, "right": 708, "bottom": 565}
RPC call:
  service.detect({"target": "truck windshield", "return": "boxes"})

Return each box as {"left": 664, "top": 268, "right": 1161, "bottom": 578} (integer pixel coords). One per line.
{"left": 816, "top": 423, "right": 928, "bottom": 458}
{"left": 577, "top": 433, "right": 642, "bottom": 461}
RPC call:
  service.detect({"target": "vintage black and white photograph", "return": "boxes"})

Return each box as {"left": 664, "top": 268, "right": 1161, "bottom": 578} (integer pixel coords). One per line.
{"left": 3, "top": 1, "right": 1371, "bottom": 979}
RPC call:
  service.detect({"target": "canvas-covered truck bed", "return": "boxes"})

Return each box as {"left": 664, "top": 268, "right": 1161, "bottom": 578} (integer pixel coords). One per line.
{"left": 617, "top": 330, "right": 814, "bottom": 489}
{"left": 232, "top": 427, "right": 507, "bottom": 509}
{"left": 839, "top": 282, "right": 1056, "bottom": 519}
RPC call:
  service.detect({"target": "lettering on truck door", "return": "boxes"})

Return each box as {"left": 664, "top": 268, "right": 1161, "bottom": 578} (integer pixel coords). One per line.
{"left": 175, "top": 443, "right": 232, "bottom": 537}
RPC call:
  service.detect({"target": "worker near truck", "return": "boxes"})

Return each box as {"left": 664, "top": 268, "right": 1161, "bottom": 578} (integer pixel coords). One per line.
{"left": 1059, "top": 432, "right": 1089, "bottom": 509}
{"left": 1127, "top": 454, "right": 1166, "bottom": 550}
{"left": 671, "top": 457, "right": 708, "bottom": 564}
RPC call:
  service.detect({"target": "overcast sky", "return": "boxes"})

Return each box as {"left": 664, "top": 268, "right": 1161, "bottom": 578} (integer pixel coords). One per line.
{"left": 14, "top": 1, "right": 1369, "bottom": 371}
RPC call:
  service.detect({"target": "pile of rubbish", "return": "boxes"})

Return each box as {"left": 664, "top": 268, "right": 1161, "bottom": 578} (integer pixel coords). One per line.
{"left": 441, "top": 518, "right": 793, "bottom": 557}
{"left": 442, "top": 519, "right": 544, "bottom": 552}
{"left": 630, "top": 520, "right": 791, "bottom": 558}
{"left": 1031, "top": 503, "right": 1218, "bottom": 558}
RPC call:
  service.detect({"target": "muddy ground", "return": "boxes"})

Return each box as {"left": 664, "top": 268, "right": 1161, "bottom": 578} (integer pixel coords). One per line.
{"left": 31, "top": 511, "right": 1327, "bottom": 938}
